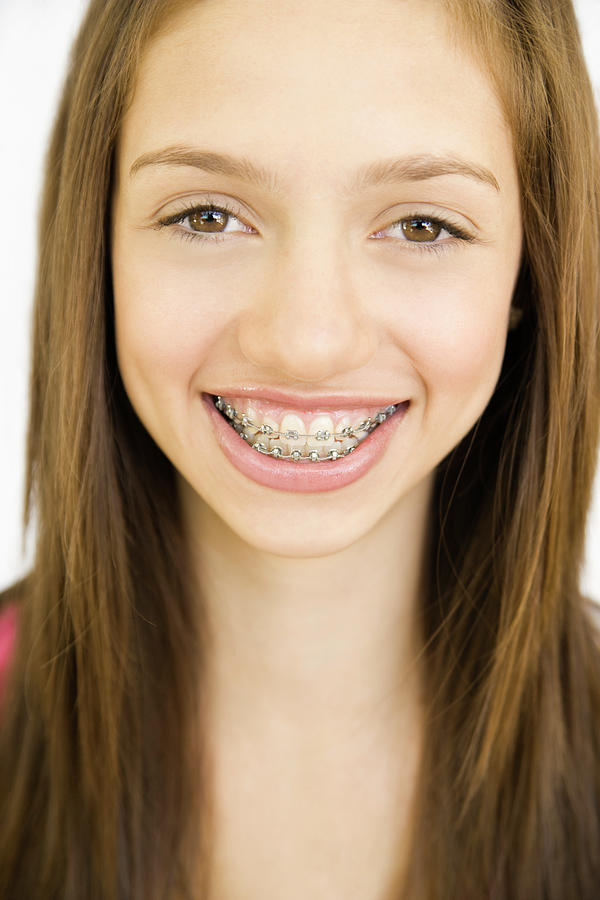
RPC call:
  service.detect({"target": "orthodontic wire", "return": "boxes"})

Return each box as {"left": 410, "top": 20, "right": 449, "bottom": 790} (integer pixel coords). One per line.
{"left": 214, "top": 395, "right": 398, "bottom": 462}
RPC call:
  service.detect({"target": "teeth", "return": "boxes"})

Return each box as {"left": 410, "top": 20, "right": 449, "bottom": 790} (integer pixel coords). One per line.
{"left": 242, "top": 405, "right": 261, "bottom": 440}
{"left": 219, "top": 397, "right": 382, "bottom": 438}
{"left": 338, "top": 436, "right": 357, "bottom": 453}
{"left": 280, "top": 414, "right": 308, "bottom": 453}
{"left": 306, "top": 415, "right": 338, "bottom": 458}
{"left": 338, "top": 415, "right": 352, "bottom": 435}
{"left": 259, "top": 415, "right": 279, "bottom": 447}
{"left": 337, "top": 416, "right": 357, "bottom": 452}
{"left": 214, "top": 395, "right": 402, "bottom": 461}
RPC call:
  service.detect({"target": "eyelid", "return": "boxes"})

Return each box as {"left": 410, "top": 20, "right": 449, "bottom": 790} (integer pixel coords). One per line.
{"left": 154, "top": 195, "right": 476, "bottom": 250}
{"left": 155, "top": 195, "right": 255, "bottom": 236}
{"left": 371, "top": 208, "right": 474, "bottom": 238}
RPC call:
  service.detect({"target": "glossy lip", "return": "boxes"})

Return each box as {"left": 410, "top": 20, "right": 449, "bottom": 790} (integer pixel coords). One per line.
{"left": 202, "top": 392, "right": 410, "bottom": 493}
{"left": 205, "top": 386, "right": 402, "bottom": 412}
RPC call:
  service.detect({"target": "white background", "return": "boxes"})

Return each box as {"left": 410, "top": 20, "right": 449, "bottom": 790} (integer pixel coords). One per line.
{"left": 0, "top": 0, "right": 599, "bottom": 598}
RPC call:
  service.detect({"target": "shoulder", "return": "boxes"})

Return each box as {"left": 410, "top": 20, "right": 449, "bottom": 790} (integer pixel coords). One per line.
{"left": 0, "top": 582, "right": 22, "bottom": 709}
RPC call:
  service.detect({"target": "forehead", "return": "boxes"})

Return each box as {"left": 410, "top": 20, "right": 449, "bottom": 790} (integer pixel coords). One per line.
{"left": 118, "top": 0, "right": 515, "bottom": 197}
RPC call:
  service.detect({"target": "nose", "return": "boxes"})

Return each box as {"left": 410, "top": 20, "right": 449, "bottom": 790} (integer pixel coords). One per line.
{"left": 236, "top": 233, "right": 378, "bottom": 383}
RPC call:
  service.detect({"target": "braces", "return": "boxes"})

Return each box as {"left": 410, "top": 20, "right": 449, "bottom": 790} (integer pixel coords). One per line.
{"left": 214, "top": 395, "right": 398, "bottom": 462}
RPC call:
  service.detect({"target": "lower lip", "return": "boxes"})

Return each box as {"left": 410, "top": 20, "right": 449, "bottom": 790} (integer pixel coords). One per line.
{"left": 202, "top": 393, "right": 409, "bottom": 493}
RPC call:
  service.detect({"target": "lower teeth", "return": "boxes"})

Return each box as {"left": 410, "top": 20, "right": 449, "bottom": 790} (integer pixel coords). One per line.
{"left": 245, "top": 438, "right": 355, "bottom": 462}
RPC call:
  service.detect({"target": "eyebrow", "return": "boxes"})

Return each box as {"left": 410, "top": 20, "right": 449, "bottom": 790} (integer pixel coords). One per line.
{"left": 129, "top": 145, "right": 501, "bottom": 193}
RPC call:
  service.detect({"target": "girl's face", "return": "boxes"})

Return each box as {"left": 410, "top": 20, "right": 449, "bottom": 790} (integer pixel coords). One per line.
{"left": 111, "top": 0, "right": 522, "bottom": 558}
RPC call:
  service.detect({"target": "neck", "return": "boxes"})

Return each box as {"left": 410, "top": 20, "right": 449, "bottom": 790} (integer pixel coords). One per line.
{"left": 180, "top": 475, "right": 433, "bottom": 747}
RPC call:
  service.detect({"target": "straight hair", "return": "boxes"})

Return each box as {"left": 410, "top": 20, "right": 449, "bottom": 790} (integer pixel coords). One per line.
{"left": 1, "top": 1, "right": 599, "bottom": 898}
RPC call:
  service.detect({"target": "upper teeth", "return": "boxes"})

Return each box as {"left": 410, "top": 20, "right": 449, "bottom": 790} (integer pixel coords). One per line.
{"left": 214, "top": 395, "right": 398, "bottom": 459}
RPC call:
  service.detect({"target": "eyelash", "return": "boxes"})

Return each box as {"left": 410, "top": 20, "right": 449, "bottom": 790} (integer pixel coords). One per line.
{"left": 156, "top": 197, "right": 251, "bottom": 244}
{"left": 155, "top": 199, "right": 474, "bottom": 253}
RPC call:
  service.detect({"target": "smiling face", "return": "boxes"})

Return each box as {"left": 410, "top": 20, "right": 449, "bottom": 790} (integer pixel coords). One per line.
{"left": 111, "top": 0, "right": 522, "bottom": 557}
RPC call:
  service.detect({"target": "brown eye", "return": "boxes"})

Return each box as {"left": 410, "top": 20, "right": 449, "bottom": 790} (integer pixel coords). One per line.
{"left": 401, "top": 218, "right": 442, "bottom": 242}
{"left": 188, "top": 209, "right": 229, "bottom": 233}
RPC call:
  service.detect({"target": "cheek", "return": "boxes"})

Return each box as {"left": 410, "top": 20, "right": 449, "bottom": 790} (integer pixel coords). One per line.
{"left": 110, "top": 250, "right": 231, "bottom": 468}
{"left": 417, "top": 300, "right": 508, "bottom": 395}
{"left": 111, "top": 240, "right": 227, "bottom": 408}
{"left": 383, "top": 262, "right": 516, "bottom": 429}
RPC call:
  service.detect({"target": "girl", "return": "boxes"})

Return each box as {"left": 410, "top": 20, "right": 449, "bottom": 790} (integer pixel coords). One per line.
{"left": 1, "top": 0, "right": 599, "bottom": 897}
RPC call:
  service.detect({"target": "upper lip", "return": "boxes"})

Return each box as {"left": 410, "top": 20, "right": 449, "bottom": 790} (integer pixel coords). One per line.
{"left": 205, "top": 388, "right": 406, "bottom": 411}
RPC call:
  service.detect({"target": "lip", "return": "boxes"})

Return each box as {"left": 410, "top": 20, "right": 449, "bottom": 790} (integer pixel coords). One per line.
{"left": 203, "top": 385, "right": 402, "bottom": 412}
{"left": 202, "top": 392, "right": 409, "bottom": 493}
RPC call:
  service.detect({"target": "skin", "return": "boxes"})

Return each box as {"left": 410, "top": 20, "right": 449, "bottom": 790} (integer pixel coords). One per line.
{"left": 111, "top": 0, "right": 522, "bottom": 895}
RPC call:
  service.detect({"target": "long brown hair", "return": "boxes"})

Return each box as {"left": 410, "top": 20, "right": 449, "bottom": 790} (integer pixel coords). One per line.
{"left": 1, "top": 1, "right": 599, "bottom": 898}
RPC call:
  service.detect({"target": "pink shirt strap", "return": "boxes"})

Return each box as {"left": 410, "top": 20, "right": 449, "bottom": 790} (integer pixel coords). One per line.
{"left": 0, "top": 603, "right": 18, "bottom": 708}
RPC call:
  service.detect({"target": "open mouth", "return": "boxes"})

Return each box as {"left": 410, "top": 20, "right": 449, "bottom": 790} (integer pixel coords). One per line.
{"left": 212, "top": 394, "right": 406, "bottom": 462}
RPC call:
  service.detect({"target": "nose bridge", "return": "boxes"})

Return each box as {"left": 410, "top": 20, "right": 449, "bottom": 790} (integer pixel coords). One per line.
{"left": 237, "top": 227, "right": 377, "bottom": 382}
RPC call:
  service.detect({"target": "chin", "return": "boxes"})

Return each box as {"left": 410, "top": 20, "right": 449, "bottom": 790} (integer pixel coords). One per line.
{"left": 216, "top": 499, "right": 382, "bottom": 560}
